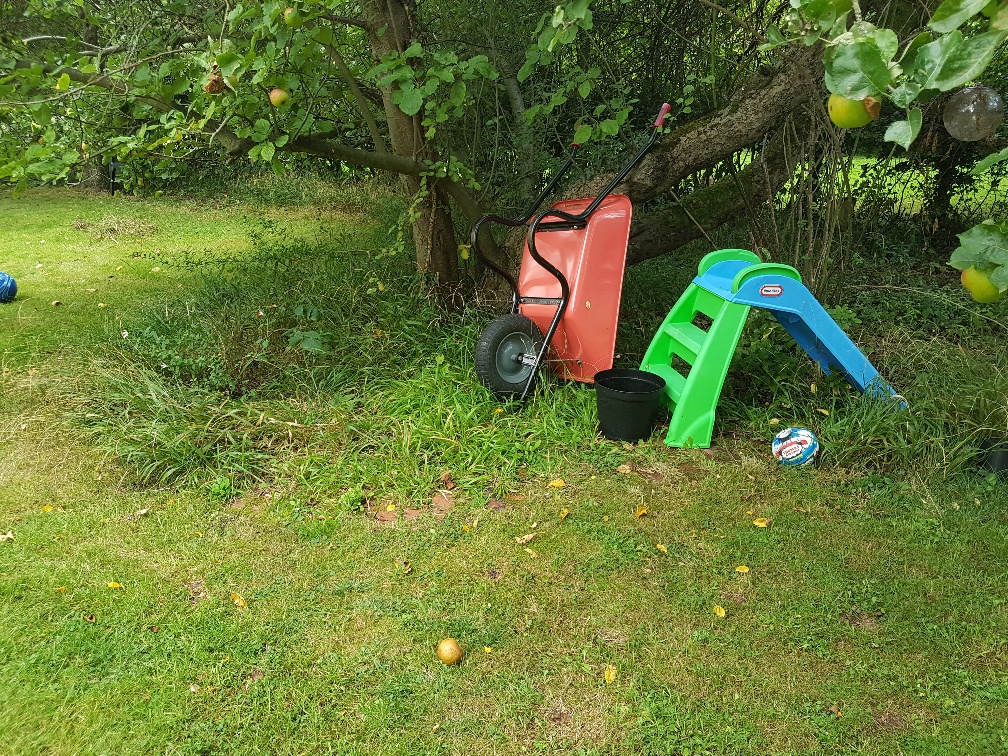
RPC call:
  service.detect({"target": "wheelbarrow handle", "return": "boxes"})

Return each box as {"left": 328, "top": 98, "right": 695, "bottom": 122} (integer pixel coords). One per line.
{"left": 653, "top": 102, "right": 671, "bottom": 129}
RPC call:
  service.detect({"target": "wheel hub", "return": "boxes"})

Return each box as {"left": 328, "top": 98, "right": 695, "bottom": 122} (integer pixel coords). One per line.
{"left": 495, "top": 332, "right": 536, "bottom": 383}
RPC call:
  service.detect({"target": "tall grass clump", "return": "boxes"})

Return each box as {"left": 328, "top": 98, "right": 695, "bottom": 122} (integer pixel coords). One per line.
{"left": 72, "top": 201, "right": 617, "bottom": 500}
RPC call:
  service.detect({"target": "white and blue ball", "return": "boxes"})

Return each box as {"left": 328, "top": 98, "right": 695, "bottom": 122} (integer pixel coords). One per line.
{"left": 0, "top": 273, "right": 16, "bottom": 304}
{"left": 772, "top": 426, "right": 820, "bottom": 466}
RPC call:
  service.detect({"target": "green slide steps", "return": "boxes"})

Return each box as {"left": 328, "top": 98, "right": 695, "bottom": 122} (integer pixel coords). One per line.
{"left": 639, "top": 279, "right": 752, "bottom": 448}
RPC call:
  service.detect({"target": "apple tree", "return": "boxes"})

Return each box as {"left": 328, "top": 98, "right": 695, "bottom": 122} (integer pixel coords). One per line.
{"left": 768, "top": 0, "right": 1008, "bottom": 302}
{"left": 6, "top": 0, "right": 986, "bottom": 301}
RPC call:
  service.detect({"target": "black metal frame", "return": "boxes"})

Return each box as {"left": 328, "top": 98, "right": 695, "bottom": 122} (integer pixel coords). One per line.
{"left": 471, "top": 103, "right": 671, "bottom": 401}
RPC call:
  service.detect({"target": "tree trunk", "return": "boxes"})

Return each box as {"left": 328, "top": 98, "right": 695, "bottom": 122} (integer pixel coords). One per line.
{"left": 627, "top": 130, "right": 793, "bottom": 264}
{"left": 361, "top": 0, "right": 461, "bottom": 294}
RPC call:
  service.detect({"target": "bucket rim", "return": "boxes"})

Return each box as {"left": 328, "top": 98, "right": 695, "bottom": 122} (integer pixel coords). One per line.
{"left": 594, "top": 368, "right": 666, "bottom": 393}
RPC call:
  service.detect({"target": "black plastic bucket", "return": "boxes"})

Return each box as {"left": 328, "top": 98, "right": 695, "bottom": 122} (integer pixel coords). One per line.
{"left": 594, "top": 368, "right": 666, "bottom": 443}
{"left": 980, "top": 438, "right": 1008, "bottom": 480}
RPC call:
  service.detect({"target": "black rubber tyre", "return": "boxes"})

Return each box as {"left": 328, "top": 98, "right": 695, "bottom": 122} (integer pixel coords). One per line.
{"left": 474, "top": 314, "right": 544, "bottom": 399}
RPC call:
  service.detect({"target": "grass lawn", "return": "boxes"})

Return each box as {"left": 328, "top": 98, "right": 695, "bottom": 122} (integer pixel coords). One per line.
{"left": 1, "top": 186, "right": 1007, "bottom": 755}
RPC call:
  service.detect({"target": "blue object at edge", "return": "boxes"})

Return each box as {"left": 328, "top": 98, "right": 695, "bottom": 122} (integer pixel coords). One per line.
{"left": 0, "top": 272, "right": 17, "bottom": 304}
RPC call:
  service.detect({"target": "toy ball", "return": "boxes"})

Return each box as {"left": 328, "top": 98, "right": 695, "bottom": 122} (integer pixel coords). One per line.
{"left": 0, "top": 273, "right": 16, "bottom": 304}
{"left": 771, "top": 426, "right": 820, "bottom": 466}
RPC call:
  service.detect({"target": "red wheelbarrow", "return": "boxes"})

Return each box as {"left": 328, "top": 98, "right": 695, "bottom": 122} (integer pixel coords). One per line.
{"left": 470, "top": 103, "right": 671, "bottom": 400}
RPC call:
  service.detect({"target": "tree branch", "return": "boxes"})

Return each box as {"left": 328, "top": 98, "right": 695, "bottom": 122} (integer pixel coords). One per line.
{"left": 22, "top": 35, "right": 99, "bottom": 50}
{"left": 285, "top": 134, "right": 422, "bottom": 174}
{"left": 695, "top": 0, "right": 760, "bottom": 38}
{"left": 627, "top": 130, "right": 791, "bottom": 264}
{"left": 321, "top": 14, "right": 375, "bottom": 33}
{"left": 577, "top": 44, "right": 824, "bottom": 204}
{"left": 9, "top": 59, "right": 250, "bottom": 154}
{"left": 322, "top": 42, "right": 388, "bottom": 154}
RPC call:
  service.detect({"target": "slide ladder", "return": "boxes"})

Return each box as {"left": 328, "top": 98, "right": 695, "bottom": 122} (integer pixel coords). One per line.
{"left": 640, "top": 249, "right": 901, "bottom": 448}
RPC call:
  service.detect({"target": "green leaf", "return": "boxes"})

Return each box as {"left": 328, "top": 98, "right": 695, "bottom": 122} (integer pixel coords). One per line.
{"left": 539, "top": 25, "right": 558, "bottom": 51}
{"left": 993, "top": 3, "right": 1008, "bottom": 30}
{"left": 251, "top": 118, "right": 271, "bottom": 142}
{"left": 578, "top": 80, "right": 591, "bottom": 98}
{"left": 31, "top": 103, "right": 52, "bottom": 126}
{"left": 929, "top": 0, "right": 990, "bottom": 32}
{"left": 449, "top": 79, "right": 466, "bottom": 106}
{"left": 403, "top": 42, "right": 424, "bottom": 59}
{"left": 762, "top": 24, "right": 787, "bottom": 50}
{"left": 948, "top": 245, "right": 987, "bottom": 270}
{"left": 899, "top": 32, "right": 934, "bottom": 63}
{"left": 55, "top": 73, "right": 71, "bottom": 91}
{"left": 288, "top": 329, "right": 325, "bottom": 352}
{"left": 568, "top": 0, "right": 590, "bottom": 20}
{"left": 863, "top": 28, "right": 900, "bottom": 60}
{"left": 599, "top": 118, "right": 619, "bottom": 136}
{"left": 572, "top": 124, "right": 592, "bottom": 144}
{"left": 909, "top": 30, "right": 1005, "bottom": 92}
{"left": 517, "top": 49, "right": 539, "bottom": 82}
{"left": 824, "top": 41, "right": 893, "bottom": 98}
{"left": 953, "top": 221, "right": 1008, "bottom": 270}
{"left": 929, "top": 31, "right": 1006, "bottom": 90}
{"left": 990, "top": 265, "right": 1008, "bottom": 290}
{"left": 972, "top": 146, "right": 1008, "bottom": 175}
{"left": 883, "top": 108, "right": 923, "bottom": 149}
{"left": 397, "top": 86, "right": 424, "bottom": 116}
{"left": 216, "top": 51, "right": 241, "bottom": 75}
{"left": 890, "top": 81, "right": 923, "bottom": 108}
{"left": 313, "top": 26, "right": 333, "bottom": 45}
{"left": 260, "top": 142, "right": 275, "bottom": 161}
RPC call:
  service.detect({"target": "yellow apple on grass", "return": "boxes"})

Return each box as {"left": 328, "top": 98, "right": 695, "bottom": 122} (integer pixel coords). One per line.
{"left": 436, "top": 637, "right": 462, "bottom": 665}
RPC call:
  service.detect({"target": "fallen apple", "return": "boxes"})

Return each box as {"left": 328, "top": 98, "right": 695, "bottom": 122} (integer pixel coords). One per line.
{"left": 436, "top": 637, "right": 462, "bottom": 665}
{"left": 961, "top": 266, "right": 1003, "bottom": 303}
{"left": 269, "top": 87, "right": 290, "bottom": 107}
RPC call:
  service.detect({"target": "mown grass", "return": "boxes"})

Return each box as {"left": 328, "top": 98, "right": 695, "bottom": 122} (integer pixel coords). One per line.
{"left": 1, "top": 183, "right": 1007, "bottom": 755}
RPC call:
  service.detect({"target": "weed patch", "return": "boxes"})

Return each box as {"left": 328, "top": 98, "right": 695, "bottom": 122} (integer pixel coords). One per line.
{"left": 72, "top": 214, "right": 159, "bottom": 240}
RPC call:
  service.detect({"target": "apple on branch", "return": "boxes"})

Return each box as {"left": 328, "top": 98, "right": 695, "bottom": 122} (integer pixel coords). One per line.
{"left": 269, "top": 87, "right": 290, "bottom": 107}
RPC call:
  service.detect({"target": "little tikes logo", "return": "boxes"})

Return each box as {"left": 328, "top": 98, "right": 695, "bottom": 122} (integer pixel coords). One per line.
{"left": 760, "top": 284, "right": 783, "bottom": 297}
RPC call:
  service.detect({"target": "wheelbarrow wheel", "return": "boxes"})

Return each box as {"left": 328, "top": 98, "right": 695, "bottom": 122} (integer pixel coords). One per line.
{"left": 475, "top": 314, "right": 544, "bottom": 399}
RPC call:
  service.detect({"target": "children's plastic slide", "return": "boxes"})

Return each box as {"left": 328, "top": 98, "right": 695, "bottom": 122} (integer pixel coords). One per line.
{"left": 640, "top": 249, "right": 903, "bottom": 448}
